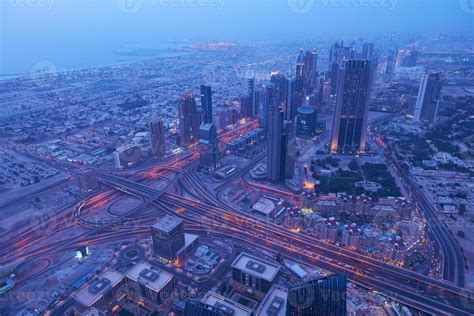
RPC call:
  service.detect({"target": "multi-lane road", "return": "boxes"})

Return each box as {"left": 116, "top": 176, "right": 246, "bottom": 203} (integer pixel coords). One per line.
{"left": 100, "top": 173, "right": 474, "bottom": 316}
{"left": 369, "top": 117, "right": 465, "bottom": 287}
{"left": 2, "top": 117, "right": 473, "bottom": 315}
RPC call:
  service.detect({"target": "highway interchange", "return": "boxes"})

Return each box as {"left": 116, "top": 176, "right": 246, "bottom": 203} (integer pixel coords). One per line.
{"left": 1, "top": 118, "right": 473, "bottom": 315}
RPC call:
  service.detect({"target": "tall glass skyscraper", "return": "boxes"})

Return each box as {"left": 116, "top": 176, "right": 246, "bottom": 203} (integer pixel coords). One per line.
{"left": 150, "top": 119, "right": 166, "bottom": 158}
{"left": 303, "top": 49, "right": 318, "bottom": 94}
{"left": 178, "top": 93, "right": 201, "bottom": 146}
{"left": 286, "top": 274, "right": 347, "bottom": 316}
{"left": 200, "top": 85, "right": 213, "bottom": 124}
{"left": 267, "top": 83, "right": 293, "bottom": 182}
{"left": 328, "top": 41, "right": 352, "bottom": 96}
{"left": 330, "top": 60, "right": 372, "bottom": 154}
{"left": 414, "top": 72, "right": 442, "bottom": 124}
{"left": 199, "top": 85, "right": 219, "bottom": 168}
{"left": 151, "top": 215, "right": 185, "bottom": 261}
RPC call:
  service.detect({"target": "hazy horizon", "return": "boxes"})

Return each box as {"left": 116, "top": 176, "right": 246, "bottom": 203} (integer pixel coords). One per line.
{"left": 1, "top": 0, "right": 473, "bottom": 75}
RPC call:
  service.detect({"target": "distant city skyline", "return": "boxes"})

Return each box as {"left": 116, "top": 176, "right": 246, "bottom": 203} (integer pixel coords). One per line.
{"left": 0, "top": 1, "right": 473, "bottom": 315}
{"left": 1, "top": 0, "right": 473, "bottom": 76}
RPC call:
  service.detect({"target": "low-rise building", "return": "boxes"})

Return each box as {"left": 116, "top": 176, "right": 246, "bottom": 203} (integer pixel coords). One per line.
{"left": 341, "top": 223, "right": 360, "bottom": 250}
{"left": 125, "top": 261, "right": 175, "bottom": 307}
{"left": 256, "top": 285, "right": 288, "bottom": 316}
{"left": 252, "top": 197, "right": 276, "bottom": 218}
{"left": 74, "top": 269, "right": 126, "bottom": 311}
{"left": 231, "top": 253, "right": 281, "bottom": 295}
{"left": 201, "top": 291, "right": 252, "bottom": 316}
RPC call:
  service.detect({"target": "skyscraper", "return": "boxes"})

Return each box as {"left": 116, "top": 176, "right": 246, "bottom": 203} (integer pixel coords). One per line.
{"left": 199, "top": 85, "right": 219, "bottom": 168}
{"left": 151, "top": 215, "right": 185, "bottom": 262}
{"left": 328, "top": 41, "right": 351, "bottom": 95}
{"left": 178, "top": 94, "right": 200, "bottom": 146}
{"left": 289, "top": 79, "right": 303, "bottom": 121}
{"left": 295, "top": 49, "right": 305, "bottom": 92}
{"left": 397, "top": 48, "right": 419, "bottom": 67}
{"left": 414, "top": 72, "right": 442, "bottom": 124}
{"left": 199, "top": 123, "right": 219, "bottom": 168}
{"left": 246, "top": 75, "right": 257, "bottom": 117}
{"left": 270, "top": 72, "right": 291, "bottom": 120}
{"left": 385, "top": 35, "right": 397, "bottom": 81}
{"left": 361, "top": 42, "right": 375, "bottom": 60}
{"left": 296, "top": 106, "right": 317, "bottom": 138}
{"left": 240, "top": 95, "right": 253, "bottom": 119}
{"left": 330, "top": 60, "right": 372, "bottom": 154}
{"left": 285, "top": 50, "right": 307, "bottom": 122}
{"left": 385, "top": 49, "right": 396, "bottom": 80}
{"left": 303, "top": 49, "right": 318, "bottom": 94}
{"left": 286, "top": 274, "right": 347, "bottom": 316}
{"left": 150, "top": 119, "right": 166, "bottom": 158}
{"left": 267, "top": 84, "right": 294, "bottom": 182}
{"left": 259, "top": 85, "right": 272, "bottom": 135}
{"left": 361, "top": 43, "right": 378, "bottom": 99}
{"left": 200, "top": 85, "right": 213, "bottom": 124}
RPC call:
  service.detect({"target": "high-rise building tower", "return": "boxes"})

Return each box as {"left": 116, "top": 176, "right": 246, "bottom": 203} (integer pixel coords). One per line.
{"left": 361, "top": 42, "right": 375, "bottom": 60}
{"left": 397, "top": 48, "right": 419, "bottom": 67}
{"left": 270, "top": 72, "right": 291, "bottom": 120}
{"left": 385, "top": 49, "right": 396, "bottom": 80}
{"left": 150, "top": 119, "right": 166, "bottom": 158}
{"left": 287, "top": 51, "right": 307, "bottom": 122}
{"left": 199, "top": 123, "right": 219, "bottom": 169}
{"left": 246, "top": 75, "right": 257, "bottom": 117}
{"left": 328, "top": 42, "right": 351, "bottom": 96}
{"left": 361, "top": 43, "right": 378, "bottom": 99}
{"left": 178, "top": 94, "right": 200, "bottom": 146}
{"left": 295, "top": 49, "right": 305, "bottom": 91}
{"left": 240, "top": 95, "right": 253, "bottom": 119}
{"left": 200, "top": 85, "right": 213, "bottom": 124}
{"left": 259, "top": 85, "right": 273, "bottom": 135}
{"left": 198, "top": 85, "right": 219, "bottom": 168}
{"left": 414, "top": 73, "right": 442, "bottom": 124}
{"left": 286, "top": 274, "right": 347, "bottom": 316}
{"left": 330, "top": 60, "right": 372, "bottom": 154}
{"left": 303, "top": 49, "right": 318, "bottom": 93}
{"left": 151, "top": 215, "right": 185, "bottom": 262}
{"left": 296, "top": 106, "right": 317, "bottom": 138}
{"left": 267, "top": 84, "right": 294, "bottom": 182}
{"left": 385, "top": 34, "right": 397, "bottom": 81}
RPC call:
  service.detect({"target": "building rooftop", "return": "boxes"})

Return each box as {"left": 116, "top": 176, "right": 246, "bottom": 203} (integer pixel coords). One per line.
{"left": 74, "top": 269, "right": 124, "bottom": 308}
{"left": 126, "top": 261, "right": 173, "bottom": 292}
{"left": 176, "top": 233, "right": 200, "bottom": 256}
{"left": 201, "top": 291, "right": 252, "bottom": 316}
{"left": 231, "top": 253, "right": 281, "bottom": 282}
{"left": 199, "top": 123, "right": 215, "bottom": 131}
{"left": 252, "top": 197, "right": 275, "bottom": 216}
{"left": 151, "top": 215, "right": 183, "bottom": 233}
{"left": 297, "top": 106, "right": 316, "bottom": 115}
{"left": 256, "top": 285, "right": 288, "bottom": 316}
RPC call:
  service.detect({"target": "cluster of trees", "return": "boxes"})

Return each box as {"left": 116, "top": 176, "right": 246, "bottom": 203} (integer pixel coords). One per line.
{"left": 315, "top": 169, "right": 363, "bottom": 195}
{"left": 362, "top": 163, "right": 402, "bottom": 197}
{"left": 312, "top": 157, "right": 340, "bottom": 169}
{"left": 314, "top": 162, "right": 401, "bottom": 198}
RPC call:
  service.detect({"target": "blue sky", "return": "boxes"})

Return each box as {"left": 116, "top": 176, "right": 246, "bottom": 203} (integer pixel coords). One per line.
{"left": 1, "top": 0, "right": 472, "bottom": 75}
